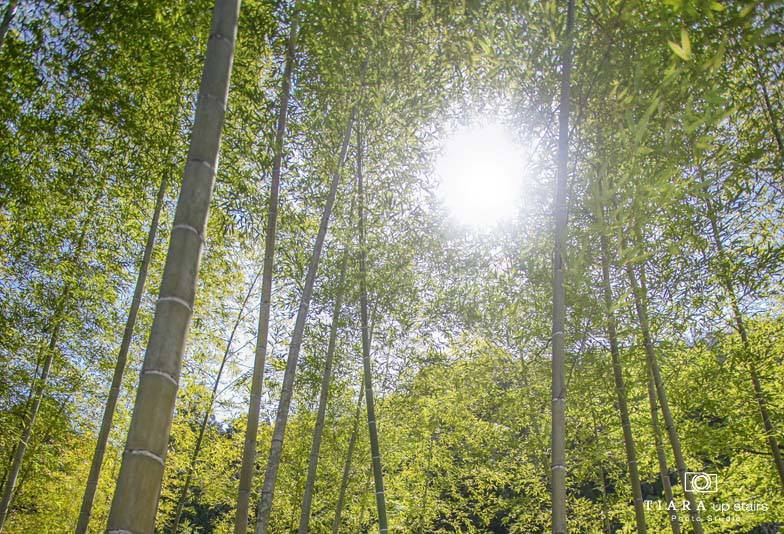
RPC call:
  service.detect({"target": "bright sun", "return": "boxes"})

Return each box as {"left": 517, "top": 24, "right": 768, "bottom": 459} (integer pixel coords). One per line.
{"left": 436, "top": 122, "right": 526, "bottom": 228}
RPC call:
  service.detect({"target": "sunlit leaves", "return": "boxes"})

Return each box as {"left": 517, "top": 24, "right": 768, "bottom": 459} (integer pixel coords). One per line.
{"left": 668, "top": 27, "right": 692, "bottom": 61}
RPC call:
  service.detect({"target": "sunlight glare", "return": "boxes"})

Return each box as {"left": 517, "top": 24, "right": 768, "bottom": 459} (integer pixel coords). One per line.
{"left": 436, "top": 122, "right": 526, "bottom": 228}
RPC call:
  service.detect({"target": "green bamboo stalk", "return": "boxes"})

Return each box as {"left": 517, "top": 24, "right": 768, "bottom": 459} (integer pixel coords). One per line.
{"left": 332, "top": 383, "right": 364, "bottom": 534}
{"left": 234, "top": 11, "right": 298, "bottom": 534}
{"left": 169, "top": 271, "right": 260, "bottom": 534}
{"left": 298, "top": 190, "right": 355, "bottom": 534}
{"left": 356, "top": 120, "right": 388, "bottom": 534}
{"left": 646, "top": 375, "right": 680, "bottom": 534}
{"left": 252, "top": 52, "right": 370, "bottom": 534}
{"left": 76, "top": 164, "right": 172, "bottom": 534}
{"left": 105, "top": 2, "right": 240, "bottom": 532}
{"left": 624, "top": 260, "right": 704, "bottom": 534}
{"left": 599, "top": 229, "right": 646, "bottom": 533}
{"left": 551, "top": 0, "right": 575, "bottom": 532}
{"left": 704, "top": 197, "right": 784, "bottom": 490}
{"left": 0, "top": 207, "right": 94, "bottom": 532}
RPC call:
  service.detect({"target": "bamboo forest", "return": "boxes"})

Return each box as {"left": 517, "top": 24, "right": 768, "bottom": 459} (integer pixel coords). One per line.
{"left": 2, "top": 0, "right": 784, "bottom": 533}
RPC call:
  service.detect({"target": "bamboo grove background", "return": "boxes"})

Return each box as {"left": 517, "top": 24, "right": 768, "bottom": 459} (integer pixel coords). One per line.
{"left": 0, "top": 0, "right": 783, "bottom": 533}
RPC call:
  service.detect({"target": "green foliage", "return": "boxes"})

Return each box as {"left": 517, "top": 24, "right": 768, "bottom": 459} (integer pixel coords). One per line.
{"left": 0, "top": 0, "right": 782, "bottom": 533}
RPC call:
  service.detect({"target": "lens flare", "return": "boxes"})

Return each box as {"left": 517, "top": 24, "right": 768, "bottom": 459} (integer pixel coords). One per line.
{"left": 436, "top": 123, "right": 526, "bottom": 228}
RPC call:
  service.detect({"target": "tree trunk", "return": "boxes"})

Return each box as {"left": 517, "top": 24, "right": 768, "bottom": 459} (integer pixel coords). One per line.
{"left": 332, "top": 383, "right": 364, "bottom": 534}
{"left": 551, "top": 0, "right": 574, "bottom": 532}
{"left": 647, "top": 375, "right": 680, "bottom": 534}
{"left": 704, "top": 197, "right": 784, "bottom": 490}
{"left": 0, "top": 0, "right": 19, "bottom": 53}
{"left": 169, "top": 271, "right": 260, "bottom": 534}
{"left": 234, "top": 12, "right": 298, "bottom": 534}
{"left": 252, "top": 51, "right": 369, "bottom": 534}
{"left": 298, "top": 192, "right": 355, "bottom": 534}
{"left": 599, "top": 232, "right": 646, "bottom": 533}
{"left": 0, "top": 204, "right": 93, "bottom": 533}
{"left": 105, "top": 1, "right": 240, "bottom": 532}
{"left": 76, "top": 170, "right": 170, "bottom": 534}
{"left": 624, "top": 261, "right": 704, "bottom": 533}
{"left": 356, "top": 120, "right": 388, "bottom": 534}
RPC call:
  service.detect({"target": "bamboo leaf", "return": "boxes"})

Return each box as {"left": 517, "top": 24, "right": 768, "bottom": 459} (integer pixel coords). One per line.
{"left": 740, "top": 1, "right": 761, "bottom": 18}
{"left": 668, "top": 41, "right": 690, "bottom": 61}
{"left": 680, "top": 27, "right": 691, "bottom": 57}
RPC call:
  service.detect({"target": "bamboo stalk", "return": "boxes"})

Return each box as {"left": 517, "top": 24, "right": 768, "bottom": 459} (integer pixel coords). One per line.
{"left": 77, "top": 155, "right": 173, "bottom": 534}
{"left": 234, "top": 11, "right": 298, "bottom": 534}
{"left": 551, "top": 0, "right": 575, "bottom": 531}
{"left": 253, "top": 57, "right": 366, "bottom": 534}
{"left": 105, "top": 2, "right": 241, "bottom": 532}
{"left": 356, "top": 119, "right": 388, "bottom": 534}
{"left": 169, "top": 271, "right": 260, "bottom": 534}
{"left": 599, "top": 229, "right": 646, "bottom": 533}
{"left": 624, "top": 260, "right": 704, "bottom": 534}
{"left": 704, "top": 197, "right": 784, "bottom": 490}
{"left": 298, "top": 188, "right": 356, "bottom": 534}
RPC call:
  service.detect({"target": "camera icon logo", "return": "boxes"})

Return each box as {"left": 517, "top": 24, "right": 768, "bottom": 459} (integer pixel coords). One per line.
{"left": 685, "top": 471, "right": 718, "bottom": 493}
